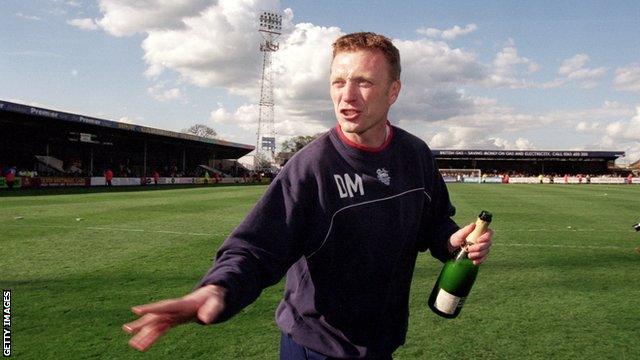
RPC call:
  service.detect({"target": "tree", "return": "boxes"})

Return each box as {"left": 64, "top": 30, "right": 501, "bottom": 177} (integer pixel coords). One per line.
{"left": 276, "top": 133, "right": 323, "bottom": 166}
{"left": 182, "top": 124, "right": 217, "bottom": 139}
{"left": 280, "top": 134, "right": 322, "bottom": 153}
{"left": 254, "top": 152, "right": 274, "bottom": 172}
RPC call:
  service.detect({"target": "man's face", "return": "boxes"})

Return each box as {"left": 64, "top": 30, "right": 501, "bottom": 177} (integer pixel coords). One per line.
{"left": 330, "top": 50, "right": 400, "bottom": 140}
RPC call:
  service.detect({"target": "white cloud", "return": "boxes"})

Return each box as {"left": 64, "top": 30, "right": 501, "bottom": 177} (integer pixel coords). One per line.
{"left": 514, "top": 137, "right": 535, "bottom": 149}
{"left": 486, "top": 49, "right": 607, "bottom": 90}
{"left": 49, "top": 8, "right": 68, "bottom": 16}
{"left": 272, "top": 21, "right": 343, "bottom": 128}
{"left": 15, "top": 13, "right": 41, "bottom": 21}
{"left": 392, "top": 38, "right": 484, "bottom": 121}
{"left": 417, "top": 24, "right": 477, "bottom": 40}
{"left": 67, "top": 18, "right": 99, "bottom": 31}
{"left": 554, "top": 101, "right": 633, "bottom": 127}
{"left": 604, "top": 106, "right": 640, "bottom": 140}
{"left": 148, "top": 84, "right": 183, "bottom": 101}
{"left": 71, "top": 69, "right": 79, "bottom": 76}
{"left": 427, "top": 126, "right": 536, "bottom": 150}
{"left": 415, "top": 100, "right": 639, "bottom": 156}
{"left": 210, "top": 104, "right": 257, "bottom": 130}
{"left": 596, "top": 106, "right": 640, "bottom": 163}
{"left": 397, "top": 38, "right": 483, "bottom": 85}
{"left": 139, "top": 0, "right": 281, "bottom": 89}
{"left": 559, "top": 54, "right": 588, "bottom": 76}
{"left": 576, "top": 121, "right": 600, "bottom": 132}
{"left": 66, "top": 1, "right": 81, "bottom": 7}
{"left": 613, "top": 64, "right": 640, "bottom": 92}
{"left": 570, "top": 103, "right": 640, "bottom": 162}
{"left": 96, "top": 0, "right": 213, "bottom": 37}
{"left": 211, "top": 103, "right": 328, "bottom": 139}
{"left": 486, "top": 137, "right": 534, "bottom": 150}
{"left": 487, "top": 42, "right": 539, "bottom": 88}
{"left": 556, "top": 54, "right": 607, "bottom": 89}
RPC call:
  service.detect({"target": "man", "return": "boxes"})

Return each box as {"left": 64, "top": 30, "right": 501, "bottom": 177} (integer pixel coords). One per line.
{"left": 5, "top": 167, "right": 16, "bottom": 189}
{"left": 123, "top": 32, "right": 493, "bottom": 359}
{"left": 104, "top": 168, "right": 114, "bottom": 187}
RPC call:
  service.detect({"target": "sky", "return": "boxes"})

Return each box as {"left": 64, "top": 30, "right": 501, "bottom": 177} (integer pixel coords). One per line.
{"left": 2, "top": 0, "right": 639, "bottom": 165}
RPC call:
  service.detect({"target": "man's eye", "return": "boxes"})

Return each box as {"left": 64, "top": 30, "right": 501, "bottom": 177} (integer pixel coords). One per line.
{"left": 359, "top": 80, "right": 372, "bottom": 87}
{"left": 332, "top": 80, "right": 345, "bottom": 87}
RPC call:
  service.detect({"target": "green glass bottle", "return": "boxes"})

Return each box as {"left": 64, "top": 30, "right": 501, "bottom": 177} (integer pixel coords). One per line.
{"left": 428, "top": 211, "right": 492, "bottom": 319}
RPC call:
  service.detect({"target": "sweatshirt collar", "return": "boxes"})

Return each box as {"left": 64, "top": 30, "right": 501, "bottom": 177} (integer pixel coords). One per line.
{"left": 335, "top": 121, "right": 393, "bottom": 153}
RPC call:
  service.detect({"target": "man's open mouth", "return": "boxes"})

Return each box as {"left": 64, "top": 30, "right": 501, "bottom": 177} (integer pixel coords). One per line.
{"left": 340, "top": 109, "right": 361, "bottom": 118}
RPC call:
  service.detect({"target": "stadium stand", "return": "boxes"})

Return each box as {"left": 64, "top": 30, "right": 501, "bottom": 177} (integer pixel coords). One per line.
{"left": 433, "top": 149, "right": 624, "bottom": 175}
{"left": 0, "top": 100, "right": 254, "bottom": 188}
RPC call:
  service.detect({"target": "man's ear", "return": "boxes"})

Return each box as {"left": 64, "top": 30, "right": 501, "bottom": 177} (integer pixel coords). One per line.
{"left": 388, "top": 80, "right": 401, "bottom": 105}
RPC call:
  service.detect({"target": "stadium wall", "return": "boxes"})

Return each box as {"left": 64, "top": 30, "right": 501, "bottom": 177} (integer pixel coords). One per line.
{"left": 442, "top": 176, "right": 639, "bottom": 185}
{"left": 0, "top": 176, "right": 260, "bottom": 188}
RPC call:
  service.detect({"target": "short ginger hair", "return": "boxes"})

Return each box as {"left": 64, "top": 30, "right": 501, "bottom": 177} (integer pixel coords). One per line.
{"left": 331, "top": 32, "right": 401, "bottom": 81}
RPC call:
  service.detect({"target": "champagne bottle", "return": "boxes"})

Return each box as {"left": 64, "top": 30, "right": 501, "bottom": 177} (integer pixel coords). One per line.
{"left": 428, "top": 210, "right": 492, "bottom": 319}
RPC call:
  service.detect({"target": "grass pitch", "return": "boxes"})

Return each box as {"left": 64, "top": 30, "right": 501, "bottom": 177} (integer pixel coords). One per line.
{"left": 1, "top": 184, "right": 639, "bottom": 359}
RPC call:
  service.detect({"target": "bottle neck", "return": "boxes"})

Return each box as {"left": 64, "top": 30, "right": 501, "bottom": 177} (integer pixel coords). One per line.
{"left": 467, "top": 220, "right": 489, "bottom": 244}
{"left": 454, "top": 248, "right": 469, "bottom": 261}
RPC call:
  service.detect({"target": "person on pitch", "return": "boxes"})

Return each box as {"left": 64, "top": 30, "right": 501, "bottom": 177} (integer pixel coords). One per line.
{"left": 123, "top": 32, "right": 494, "bottom": 359}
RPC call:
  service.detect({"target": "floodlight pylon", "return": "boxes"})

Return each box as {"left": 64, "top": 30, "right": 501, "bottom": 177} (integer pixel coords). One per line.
{"left": 255, "top": 11, "right": 281, "bottom": 171}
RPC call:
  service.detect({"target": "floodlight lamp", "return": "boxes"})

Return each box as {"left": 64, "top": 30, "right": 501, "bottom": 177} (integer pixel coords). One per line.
{"left": 259, "top": 11, "right": 282, "bottom": 34}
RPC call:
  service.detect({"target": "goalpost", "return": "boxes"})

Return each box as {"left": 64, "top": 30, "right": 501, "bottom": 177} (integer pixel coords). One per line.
{"left": 439, "top": 168, "right": 482, "bottom": 183}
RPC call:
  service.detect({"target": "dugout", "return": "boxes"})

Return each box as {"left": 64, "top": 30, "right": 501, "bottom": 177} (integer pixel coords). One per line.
{"left": 433, "top": 149, "right": 624, "bottom": 176}
{"left": 0, "top": 100, "right": 254, "bottom": 178}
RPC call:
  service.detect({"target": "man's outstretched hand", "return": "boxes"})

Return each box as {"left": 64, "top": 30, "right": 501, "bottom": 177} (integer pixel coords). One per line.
{"left": 122, "top": 284, "right": 227, "bottom": 352}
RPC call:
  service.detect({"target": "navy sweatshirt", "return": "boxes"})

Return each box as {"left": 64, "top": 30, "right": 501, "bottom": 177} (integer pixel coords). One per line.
{"left": 198, "top": 125, "right": 459, "bottom": 358}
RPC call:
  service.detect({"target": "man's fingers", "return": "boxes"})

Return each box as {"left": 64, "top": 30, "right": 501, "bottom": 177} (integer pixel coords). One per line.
{"left": 123, "top": 313, "right": 160, "bottom": 334}
{"left": 468, "top": 229, "right": 493, "bottom": 250}
{"left": 124, "top": 285, "right": 227, "bottom": 351}
{"left": 474, "top": 229, "right": 494, "bottom": 244}
{"left": 197, "top": 291, "right": 226, "bottom": 324}
{"left": 450, "top": 223, "right": 475, "bottom": 248}
{"left": 468, "top": 240, "right": 491, "bottom": 252}
{"left": 459, "top": 223, "right": 475, "bottom": 237}
{"left": 132, "top": 298, "right": 182, "bottom": 316}
{"left": 128, "top": 321, "right": 171, "bottom": 352}
{"left": 468, "top": 246, "right": 490, "bottom": 258}
{"left": 468, "top": 243, "right": 491, "bottom": 265}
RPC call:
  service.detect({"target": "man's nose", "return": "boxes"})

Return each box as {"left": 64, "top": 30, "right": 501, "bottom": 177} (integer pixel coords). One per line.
{"left": 342, "top": 81, "right": 358, "bottom": 102}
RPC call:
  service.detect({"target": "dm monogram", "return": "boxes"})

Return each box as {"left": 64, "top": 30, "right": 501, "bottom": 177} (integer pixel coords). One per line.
{"left": 334, "top": 173, "right": 364, "bottom": 198}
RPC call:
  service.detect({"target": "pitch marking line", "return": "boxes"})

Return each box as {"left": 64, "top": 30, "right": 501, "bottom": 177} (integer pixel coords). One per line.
{"left": 498, "top": 228, "right": 633, "bottom": 232}
{"left": 5, "top": 224, "right": 224, "bottom": 237}
{"left": 495, "top": 243, "right": 628, "bottom": 250}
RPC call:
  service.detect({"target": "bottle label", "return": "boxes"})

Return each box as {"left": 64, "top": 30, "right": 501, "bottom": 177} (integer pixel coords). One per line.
{"left": 434, "top": 288, "right": 465, "bottom": 315}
